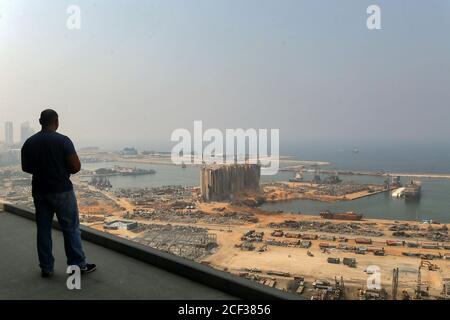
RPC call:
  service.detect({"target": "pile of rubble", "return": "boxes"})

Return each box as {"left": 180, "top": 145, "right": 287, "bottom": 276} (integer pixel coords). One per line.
{"left": 125, "top": 209, "right": 204, "bottom": 223}
{"left": 358, "top": 288, "right": 388, "bottom": 300}
{"left": 420, "top": 231, "right": 450, "bottom": 242}
{"left": 314, "top": 182, "right": 374, "bottom": 197}
{"left": 236, "top": 230, "right": 267, "bottom": 251}
{"left": 235, "top": 242, "right": 256, "bottom": 251}
{"left": 241, "top": 230, "right": 264, "bottom": 242}
{"left": 115, "top": 186, "right": 195, "bottom": 206}
{"left": 80, "top": 215, "right": 105, "bottom": 223}
{"left": 390, "top": 228, "right": 449, "bottom": 242}
{"left": 134, "top": 224, "right": 217, "bottom": 261}
{"left": 310, "top": 277, "right": 345, "bottom": 300}
{"left": 389, "top": 223, "right": 420, "bottom": 232}
{"left": 268, "top": 220, "right": 384, "bottom": 237}
{"left": 124, "top": 209, "right": 258, "bottom": 225}
{"left": 135, "top": 223, "right": 207, "bottom": 234}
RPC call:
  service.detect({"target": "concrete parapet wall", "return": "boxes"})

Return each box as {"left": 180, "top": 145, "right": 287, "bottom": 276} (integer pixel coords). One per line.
{"left": 2, "top": 203, "right": 300, "bottom": 300}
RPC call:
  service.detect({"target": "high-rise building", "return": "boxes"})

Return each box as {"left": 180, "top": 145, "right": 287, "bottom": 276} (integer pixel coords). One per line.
{"left": 4, "top": 121, "right": 14, "bottom": 145}
{"left": 20, "top": 122, "right": 35, "bottom": 144}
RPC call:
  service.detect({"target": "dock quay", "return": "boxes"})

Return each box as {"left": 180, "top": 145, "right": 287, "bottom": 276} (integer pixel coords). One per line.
{"left": 317, "top": 169, "right": 450, "bottom": 180}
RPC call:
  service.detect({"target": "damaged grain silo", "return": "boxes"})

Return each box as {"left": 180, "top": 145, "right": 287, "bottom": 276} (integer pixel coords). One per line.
{"left": 200, "top": 164, "right": 261, "bottom": 201}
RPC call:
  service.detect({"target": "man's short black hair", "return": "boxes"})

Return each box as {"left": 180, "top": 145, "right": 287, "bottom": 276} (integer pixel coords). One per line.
{"left": 39, "top": 109, "right": 58, "bottom": 127}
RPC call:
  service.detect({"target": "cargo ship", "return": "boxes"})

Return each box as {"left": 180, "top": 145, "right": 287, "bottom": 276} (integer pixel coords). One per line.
{"left": 403, "top": 180, "right": 421, "bottom": 199}
{"left": 320, "top": 210, "right": 363, "bottom": 221}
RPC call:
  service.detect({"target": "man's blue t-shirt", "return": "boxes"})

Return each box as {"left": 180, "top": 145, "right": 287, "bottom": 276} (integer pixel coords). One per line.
{"left": 21, "top": 131, "right": 77, "bottom": 195}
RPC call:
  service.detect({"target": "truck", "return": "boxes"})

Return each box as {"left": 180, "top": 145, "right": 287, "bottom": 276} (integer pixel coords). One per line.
{"left": 327, "top": 257, "right": 340, "bottom": 264}
{"left": 343, "top": 257, "right": 357, "bottom": 267}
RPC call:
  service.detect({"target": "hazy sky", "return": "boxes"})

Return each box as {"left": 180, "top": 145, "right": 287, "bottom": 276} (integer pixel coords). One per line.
{"left": 1, "top": 0, "right": 450, "bottom": 151}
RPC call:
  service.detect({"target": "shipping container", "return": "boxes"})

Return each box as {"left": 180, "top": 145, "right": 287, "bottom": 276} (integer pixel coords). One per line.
{"left": 343, "top": 257, "right": 357, "bottom": 267}
{"left": 386, "top": 240, "right": 403, "bottom": 246}
{"left": 327, "top": 257, "right": 340, "bottom": 264}
{"left": 355, "top": 238, "right": 372, "bottom": 244}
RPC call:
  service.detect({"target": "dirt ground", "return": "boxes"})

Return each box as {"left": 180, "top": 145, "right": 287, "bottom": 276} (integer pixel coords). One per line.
{"left": 74, "top": 181, "right": 450, "bottom": 300}
{"left": 202, "top": 219, "right": 449, "bottom": 299}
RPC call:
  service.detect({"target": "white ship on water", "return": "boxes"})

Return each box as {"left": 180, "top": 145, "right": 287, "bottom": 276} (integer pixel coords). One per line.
{"left": 392, "top": 180, "right": 422, "bottom": 199}
{"left": 289, "top": 172, "right": 303, "bottom": 183}
{"left": 391, "top": 187, "right": 405, "bottom": 198}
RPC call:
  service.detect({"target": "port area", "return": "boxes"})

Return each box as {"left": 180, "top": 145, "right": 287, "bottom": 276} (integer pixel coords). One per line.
{"left": 262, "top": 181, "right": 393, "bottom": 203}
{"left": 79, "top": 151, "right": 330, "bottom": 168}
{"left": 199, "top": 212, "right": 450, "bottom": 300}
{"left": 318, "top": 169, "right": 450, "bottom": 180}
{"left": 2, "top": 178, "right": 449, "bottom": 299}
{"left": 1, "top": 158, "right": 449, "bottom": 300}
{"left": 68, "top": 181, "right": 450, "bottom": 300}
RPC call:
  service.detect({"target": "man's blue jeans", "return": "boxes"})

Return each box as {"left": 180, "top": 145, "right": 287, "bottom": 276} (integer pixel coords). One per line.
{"left": 33, "top": 190, "right": 86, "bottom": 272}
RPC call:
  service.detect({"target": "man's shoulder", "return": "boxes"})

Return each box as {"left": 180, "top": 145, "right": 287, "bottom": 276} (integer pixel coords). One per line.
{"left": 42, "top": 132, "right": 72, "bottom": 145}
{"left": 22, "top": 132, "right": 41, "bottom": 148}
{"left": 53, "top": 132, "right": 71, "bottom": 141}
{"left": 24, "top": 131, "right": 72, "bottom": 146}
{"left": 54, "top": 133, "right": 76, "bottom": 154}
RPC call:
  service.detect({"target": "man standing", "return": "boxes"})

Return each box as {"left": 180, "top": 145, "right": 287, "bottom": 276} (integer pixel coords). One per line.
{"left": 21, "top": 109, "right": 96, "bottom": 278}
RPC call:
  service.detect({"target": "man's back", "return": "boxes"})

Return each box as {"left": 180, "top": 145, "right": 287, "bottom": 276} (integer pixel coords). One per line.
{"left": 21, "top": 131, "right": 76, "bottom": 195}
{"left": 21, "top": 109, "right": 94, "bottom": 277}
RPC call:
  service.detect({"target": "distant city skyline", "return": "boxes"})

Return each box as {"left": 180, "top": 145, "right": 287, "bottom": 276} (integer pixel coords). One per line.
{"left": 1, "top": 121, "right": 35, "bottom": 145}
{"left": 20, "top": 122, "right": 34, "bottom": 144}
{"left": 4, "top": 122, "right": 13, "bottom": 145}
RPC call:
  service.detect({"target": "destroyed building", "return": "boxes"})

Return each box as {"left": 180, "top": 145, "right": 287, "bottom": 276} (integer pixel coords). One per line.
{"left": 200, "top": 164, "right": 261, "bottom": 201}
{"left": 104, "top": 220, "right": 138, "bottom": 231}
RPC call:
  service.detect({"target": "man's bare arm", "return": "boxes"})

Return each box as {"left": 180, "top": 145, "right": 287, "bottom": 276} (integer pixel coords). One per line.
{"left": 66, "top": 153, "right": 81, "bottom": 174}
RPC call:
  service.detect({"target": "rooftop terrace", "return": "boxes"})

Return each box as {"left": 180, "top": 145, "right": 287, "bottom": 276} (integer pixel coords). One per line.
{"left": 0, "top": 204, "right": 297, "bottom": 300}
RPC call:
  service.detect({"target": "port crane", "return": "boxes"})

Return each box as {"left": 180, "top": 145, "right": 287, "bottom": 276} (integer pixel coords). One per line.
{"left": 394, "top": 261, "right": 440, "bottom": 300}
{"left": 414, "top": 261, "right": 439, "bottom": 299}
{"left": 420, "top": 260, "right": 439, "bottom": 271}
